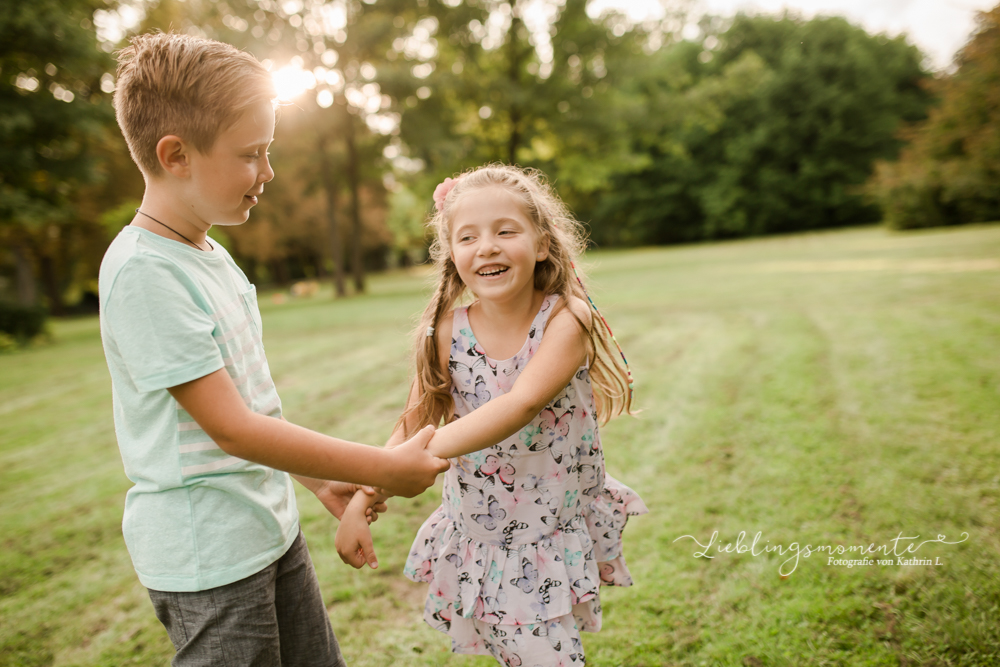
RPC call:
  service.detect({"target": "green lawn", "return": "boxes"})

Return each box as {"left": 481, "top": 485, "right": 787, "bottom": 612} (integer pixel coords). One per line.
{"left": 2, "top": 224, "right": 999, "bottom": 667}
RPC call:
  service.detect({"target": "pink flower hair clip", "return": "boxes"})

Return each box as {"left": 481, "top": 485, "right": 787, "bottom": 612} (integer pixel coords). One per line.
{"left": 433, "top": 176, "right": 462, "bottom": 213}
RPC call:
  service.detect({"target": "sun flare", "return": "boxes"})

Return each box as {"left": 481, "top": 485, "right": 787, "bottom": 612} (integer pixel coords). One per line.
{"left": 271, "top": 61, "right": 315, "bottom": 101}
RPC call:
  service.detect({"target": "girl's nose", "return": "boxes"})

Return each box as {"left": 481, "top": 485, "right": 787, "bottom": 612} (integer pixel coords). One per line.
{"left": 477, "top": 237, "right": 500, "bottom": 256}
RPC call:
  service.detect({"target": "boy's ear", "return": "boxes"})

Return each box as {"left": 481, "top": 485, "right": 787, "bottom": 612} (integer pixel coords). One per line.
{"left": 155, "top": 135, "right": 191, "bottom": 178}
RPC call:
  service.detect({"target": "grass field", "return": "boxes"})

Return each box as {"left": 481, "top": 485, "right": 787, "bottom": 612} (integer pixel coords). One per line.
{"left": 2, "top": 224, "right": 999, "bottom": 667}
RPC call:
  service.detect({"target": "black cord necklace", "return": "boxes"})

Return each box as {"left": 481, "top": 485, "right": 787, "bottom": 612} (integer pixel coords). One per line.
{"left": 135, "top": 209, "right": 214, "bottom": 251}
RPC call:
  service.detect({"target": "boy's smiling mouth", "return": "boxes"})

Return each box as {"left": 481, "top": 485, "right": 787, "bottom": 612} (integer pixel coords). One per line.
{"left": 477, "top": 265, "right": 509, "bottom": 277}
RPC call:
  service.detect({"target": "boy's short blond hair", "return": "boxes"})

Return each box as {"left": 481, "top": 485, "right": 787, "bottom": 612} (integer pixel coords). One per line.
{"left": 114, "top": 32, "right": 275, "bottom": 176}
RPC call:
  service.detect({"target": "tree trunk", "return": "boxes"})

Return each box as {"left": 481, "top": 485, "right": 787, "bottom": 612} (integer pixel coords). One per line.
{"left": 318, "top": 135, "right": 346, "bottom": 298}
{"left": 39, "top": 253, "right": 65, "bottom": 316}
{"left": 345, "top": 117, "right": 365, "bottom": 294}
{"left": 507, "top": 14, "right": 524, "bottom": 164}
{"left": 12, "top": 242, "right": 37, "bottom": 306}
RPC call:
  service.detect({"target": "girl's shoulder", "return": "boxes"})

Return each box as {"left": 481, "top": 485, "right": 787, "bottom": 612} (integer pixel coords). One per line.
{"left": 547, "top": 293, "right": 593, "bottom": 333}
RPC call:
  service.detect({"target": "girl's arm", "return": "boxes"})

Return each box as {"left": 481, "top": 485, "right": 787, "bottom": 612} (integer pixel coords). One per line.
{"left": 335, "top": 491, "right": 382, "bottom": 569}
{"left": 292, "top": 476, "right": 387, "bottom": 522}
{"left": 425, "top": 297, "right": 592, "bottom": 460}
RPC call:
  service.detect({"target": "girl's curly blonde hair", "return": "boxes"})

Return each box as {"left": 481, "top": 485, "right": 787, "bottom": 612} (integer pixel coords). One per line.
{"left": 398, "top": 164, "right": 634, "bottom": 435}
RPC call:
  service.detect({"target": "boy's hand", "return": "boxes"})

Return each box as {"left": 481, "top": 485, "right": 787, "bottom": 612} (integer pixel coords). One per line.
{"left": 314, "top": 481, "right": 387, "bottom": 523}
{"left": 381, "top": 425, "right": 450, "bottom": 498}
{"left": 335, "top": 494, "right": 379, "bottom": 569}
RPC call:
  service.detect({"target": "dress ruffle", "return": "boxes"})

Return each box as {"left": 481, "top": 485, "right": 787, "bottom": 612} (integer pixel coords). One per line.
{"left": 404, "top": 473, "right": 647, "bottom": 630}
{"left": 583, "top": 473, "right": 649, "bottom": 586}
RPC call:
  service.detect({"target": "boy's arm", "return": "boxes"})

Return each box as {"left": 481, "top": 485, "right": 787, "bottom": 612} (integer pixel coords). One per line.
{"left": 167, "top": 368, "right": 449, "bottom": 497}
{"left": 282, "top": 416, "right": 386, "bottom": 522}
{"left": 424, "top": 298, "right": 592, "bottom": 460}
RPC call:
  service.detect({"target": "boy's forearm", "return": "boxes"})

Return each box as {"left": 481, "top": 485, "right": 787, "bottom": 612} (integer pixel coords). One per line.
{"left": 168, "top": 368, "right": 447, "bottom": 496}
{"left": 219, "top": 412, "right": 394, "bottom": 487}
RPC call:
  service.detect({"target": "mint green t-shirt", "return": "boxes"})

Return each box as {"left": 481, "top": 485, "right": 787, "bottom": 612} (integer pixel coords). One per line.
{"left": 99, "top": 226, "right": 298, "bottom": 592}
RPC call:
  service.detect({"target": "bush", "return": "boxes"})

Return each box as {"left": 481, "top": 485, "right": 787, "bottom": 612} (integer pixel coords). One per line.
{"left": 0, "top": 302, "right": 48, "bottom": 343}
{"left": 865, "top": 6, "right": 1000, "bottom": 229}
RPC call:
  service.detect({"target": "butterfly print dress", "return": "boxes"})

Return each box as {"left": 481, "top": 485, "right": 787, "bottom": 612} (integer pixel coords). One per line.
{"left": 405, "top": 295, "right": 648, "bottom": 665}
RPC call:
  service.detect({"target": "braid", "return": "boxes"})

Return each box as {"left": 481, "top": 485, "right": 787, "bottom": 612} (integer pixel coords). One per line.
{"left": 398, "top": 262, "right": 465, "bottom": 437}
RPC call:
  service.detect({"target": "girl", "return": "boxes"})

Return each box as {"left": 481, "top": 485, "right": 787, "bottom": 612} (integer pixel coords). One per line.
{"left": 336, "top": 164, "right": 647, "bottom": 666}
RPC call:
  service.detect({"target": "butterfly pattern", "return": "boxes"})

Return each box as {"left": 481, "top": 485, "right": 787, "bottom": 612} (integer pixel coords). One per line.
{"left": 404, "top": 295, "right": 648, "bottom": 667}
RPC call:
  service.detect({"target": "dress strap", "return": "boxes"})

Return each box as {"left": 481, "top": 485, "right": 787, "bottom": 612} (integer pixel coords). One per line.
{"left": 452, "top": 304, "right": 471, "bottom": 341}
{"left": 532, "top": 294, "right": 560, "bottom": 334}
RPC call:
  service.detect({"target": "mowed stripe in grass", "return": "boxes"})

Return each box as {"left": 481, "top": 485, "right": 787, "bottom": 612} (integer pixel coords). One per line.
{"left": 1, "top": 224, "right": 998, "bottom": 666}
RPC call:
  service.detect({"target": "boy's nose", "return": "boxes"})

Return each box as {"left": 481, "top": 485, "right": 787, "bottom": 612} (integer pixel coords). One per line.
{"left": 259, "top": 158, "right": 275, "bottom": 183}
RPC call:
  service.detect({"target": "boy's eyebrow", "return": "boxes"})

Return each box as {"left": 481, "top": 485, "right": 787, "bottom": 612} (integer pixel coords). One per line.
{"left": 237, "top": 137, "right": 274, "bottom": 150}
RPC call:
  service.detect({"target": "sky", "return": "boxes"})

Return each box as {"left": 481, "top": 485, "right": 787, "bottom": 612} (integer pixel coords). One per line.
{"left": 588, "top": 0, "right": 997, "bottom": 71}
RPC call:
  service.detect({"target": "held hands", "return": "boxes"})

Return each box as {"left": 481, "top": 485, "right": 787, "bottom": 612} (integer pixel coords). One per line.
{"left": 380, "top": 425, "right": 450, "bottom": 497}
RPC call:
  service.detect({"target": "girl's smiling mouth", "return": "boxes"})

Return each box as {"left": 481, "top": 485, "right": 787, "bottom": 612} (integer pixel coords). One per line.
{"left": 477, "top": 265, "right": 509, "bottom": 277}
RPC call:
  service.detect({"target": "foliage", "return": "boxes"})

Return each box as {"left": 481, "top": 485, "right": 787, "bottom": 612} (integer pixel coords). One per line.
{"left": 589, "top": 13, "right": 931, "bottom": 245}
{"left": 865, "top": 5, "right": 1000, "bottom": 229}
{"left": 386, "top": 0, "right": 678, "bottom": 230}
{"left": 0, "top": 0, "right": 955, "bottom": 305}
{"left": 0, "top": 301, "right": 48, "bottom": 342}
{"left": 0, "top": 0, "right": 118, "bottom": 311}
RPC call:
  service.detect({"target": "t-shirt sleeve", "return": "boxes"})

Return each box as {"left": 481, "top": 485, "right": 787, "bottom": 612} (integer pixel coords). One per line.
{"left": 104, "top": 255, "right": 225, "bottom": 393}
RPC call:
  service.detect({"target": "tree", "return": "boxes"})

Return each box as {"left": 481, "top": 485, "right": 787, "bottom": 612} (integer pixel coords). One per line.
{"left": 592, "top": 13, "right": 931, "bottom": 244}
{"left": 0, "top": 0, "right": 116, "bottom": 311}
{"left": 865, "top": 5, "right": 1000, "bottom": 228}
{"left": 382, "top": 0, "right": 685, "bottom": 241}
{"left": 134, "top": 0, "right": 401, "bottom": 295}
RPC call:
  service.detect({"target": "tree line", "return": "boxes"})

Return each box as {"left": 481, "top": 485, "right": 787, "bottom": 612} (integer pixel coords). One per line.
{"left": 2, "top": 0, "right": 996, "bottom": 318}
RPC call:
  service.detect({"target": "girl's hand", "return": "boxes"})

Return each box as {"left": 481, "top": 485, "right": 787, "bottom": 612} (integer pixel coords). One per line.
{"left": 335, "top": 491, "right": 380, "bottom": 569}
{"left": 310, "top": 480, "right": 388, "bottom": 523}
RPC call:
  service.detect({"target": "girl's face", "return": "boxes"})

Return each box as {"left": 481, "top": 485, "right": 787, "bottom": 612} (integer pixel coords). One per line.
{"left": 449, "top": 185, "right": 549, "bottom": 304}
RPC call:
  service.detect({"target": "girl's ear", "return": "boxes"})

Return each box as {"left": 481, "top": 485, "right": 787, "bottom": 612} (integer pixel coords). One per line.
{"left": 535, "top": 234, "right": 550, "bottom": 262}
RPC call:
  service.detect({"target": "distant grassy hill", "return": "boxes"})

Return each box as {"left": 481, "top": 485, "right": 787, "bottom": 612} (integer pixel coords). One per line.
{"left": 2, "top": 224, "right": 998, "bottom": 666}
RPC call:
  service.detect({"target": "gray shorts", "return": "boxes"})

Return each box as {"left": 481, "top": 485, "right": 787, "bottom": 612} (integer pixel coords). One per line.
{"left": 148, "top": 530, "right": 346, "bottom": 667}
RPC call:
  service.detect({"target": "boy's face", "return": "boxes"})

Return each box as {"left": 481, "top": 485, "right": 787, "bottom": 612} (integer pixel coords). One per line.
{"left": 184, "top": 99, "right": 275, "bottom": 227}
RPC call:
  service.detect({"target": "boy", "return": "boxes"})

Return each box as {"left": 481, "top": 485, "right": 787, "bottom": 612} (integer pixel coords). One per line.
{"left": 98, "top": 33, "right": 449, "bottom": 666}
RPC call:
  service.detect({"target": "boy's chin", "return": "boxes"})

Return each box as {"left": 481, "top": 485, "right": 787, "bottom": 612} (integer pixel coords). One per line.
{"left": 213, "top": 211, "right": 252, "bottom": 226}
